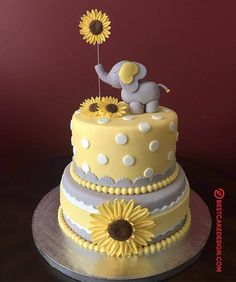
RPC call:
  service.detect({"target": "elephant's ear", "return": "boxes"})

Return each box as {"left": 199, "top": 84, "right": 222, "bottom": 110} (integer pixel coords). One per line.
{"left": 118, "top": 62, "right": 147, "bottom": 93}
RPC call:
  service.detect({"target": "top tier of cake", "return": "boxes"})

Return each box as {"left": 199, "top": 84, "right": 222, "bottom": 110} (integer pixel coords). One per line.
{"left": 71, "top": 106, "right": 178, "bottom": 185}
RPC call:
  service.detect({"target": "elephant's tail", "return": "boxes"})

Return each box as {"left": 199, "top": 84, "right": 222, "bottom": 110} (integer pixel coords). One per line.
{"left": 158, "top": 83, "right": 170, "bottom": 93}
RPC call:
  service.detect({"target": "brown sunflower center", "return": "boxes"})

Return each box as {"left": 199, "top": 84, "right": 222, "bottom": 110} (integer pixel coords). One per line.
{"left": 108, "top": 219, "right": 133, "bottom": 241}
{"left": 89, "top": 20, "right": 103, "bottom": 35}
{"left": 105, "top": 103, "right": 118, "bottom": 113}
{"left": 89, "top": 103, "right": 98, "bottom": 112}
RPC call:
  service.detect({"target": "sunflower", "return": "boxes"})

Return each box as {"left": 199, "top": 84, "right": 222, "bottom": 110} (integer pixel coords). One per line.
{"left": 90, "top": 199, "right": 155, "bottom": 257}
{"left": 98, "top": 96, "right": 128, "bottom": 118}
{"left": 79, "top": 9, "right": 111, "bottom": 45}
{"left": 80, "top": 97, "right": 101, "bottom": 116}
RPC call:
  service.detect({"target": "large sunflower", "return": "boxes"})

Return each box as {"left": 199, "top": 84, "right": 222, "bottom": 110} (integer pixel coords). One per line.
{"left": 98, "top": 96, "right": 128, "bottom": 118}
{"left": 80, "top": 97, "right": 101, "bottom": 116}
{"left": 79, "top": 9, "right": 111, "bottom": 45}
{"left": 90, "top": 199, "right": 155, "bottom": 257}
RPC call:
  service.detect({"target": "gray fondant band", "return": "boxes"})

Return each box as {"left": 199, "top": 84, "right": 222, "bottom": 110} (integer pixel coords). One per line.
{"left": 61, "top": 162, "right": 187, "bottom": 211}
{"left": 63, "top": 212, "right": 91, "bottom": 241}
{"left": 73, "top": 160, "right": 176, "bottom": 188}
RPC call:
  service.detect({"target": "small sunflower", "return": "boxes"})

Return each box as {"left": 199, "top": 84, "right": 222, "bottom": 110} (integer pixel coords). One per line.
{"left": 79, "top": 9, "right": 111, "bottom": 45}
{"left": 90, "top": 199, "right": 155, "bottom": 257}
{"left": 98, "top": 96, "right": 128, "bottom": 118}
{"left": 80, "top": 97, "right": 101, "bottom": 116}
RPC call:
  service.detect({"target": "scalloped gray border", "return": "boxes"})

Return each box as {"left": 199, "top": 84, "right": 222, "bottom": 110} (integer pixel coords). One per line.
{"left": 72, "top": 161, "right": 175, "bottom": 188}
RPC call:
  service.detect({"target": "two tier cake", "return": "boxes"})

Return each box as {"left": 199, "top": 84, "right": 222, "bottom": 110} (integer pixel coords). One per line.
{"left": 58, "top": 89, "right": 191, "bottom": 257}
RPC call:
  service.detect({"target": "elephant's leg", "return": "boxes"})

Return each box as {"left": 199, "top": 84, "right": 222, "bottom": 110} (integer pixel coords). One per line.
{"left": 145, "top": 100, "right": 159, "bottom": 113}
{"left": 129, "top": 101, "right": 144, "bottom": 114}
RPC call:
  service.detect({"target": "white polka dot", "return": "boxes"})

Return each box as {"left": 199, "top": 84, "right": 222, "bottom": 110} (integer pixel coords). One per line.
{"left": 149, "top": 140, "right": 160, "bottom": 152}
{"left": 97, "top": 117, "right": 110, "bottom": 124}
{"left": 70, "top": 120, "right": 73, "bottom": 130}
{"left": 144, "top": 168, "right": 154, "bottom": 178}
{"left": 122, "top": 155, "right": 135, "bottom": 166}
{"left": 115, "top": 133, "right": 128, "bottom": 145}
{"left": 169, "top": 121, "right": 177, "bottom": 133}
{"left": 73, "top": 146, "right": 77, "bottom": 155}
{"left": 75, "top": 109, "right": 81, "bottom": 114}
{"left": 82, "top": 163, "right": 90, "bottom": 173}
{"left": 97, "top": 154, "right": 108, "bottom": 165}
{"left": 122, "top": 115, "right": 135, "bottom": 120}
{"left": 138, "top": 122, "right": 151, "bottom": 133}
{"left": 152, "top": 114, "right": 163, "bottom": 120}
{"left": 71, "top": 136, "right": 74, "bottom": 146}
{"left": 81, "top": 138, "right": 90, "bottom": 149}
{"left": 168, "top": 151, "right": 174, "bottom": 161}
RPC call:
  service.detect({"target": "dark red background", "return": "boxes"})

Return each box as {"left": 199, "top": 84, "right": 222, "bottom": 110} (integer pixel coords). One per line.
{"left": 1, "top": 0, "right": 236, "bottom": 174}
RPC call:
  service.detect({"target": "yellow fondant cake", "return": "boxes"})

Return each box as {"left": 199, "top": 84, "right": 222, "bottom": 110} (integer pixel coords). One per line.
{"left": 59, "top": 99, "right": 191, "bottom": 257}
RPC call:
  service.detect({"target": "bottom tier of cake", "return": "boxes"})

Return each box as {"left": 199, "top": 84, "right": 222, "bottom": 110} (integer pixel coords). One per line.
{"left": 58, "top": 162, "right": 191, "bottom": 257}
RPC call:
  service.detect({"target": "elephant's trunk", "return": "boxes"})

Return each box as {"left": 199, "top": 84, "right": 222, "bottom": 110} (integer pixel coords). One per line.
{"left": 95, "top": 64, "right": 109, "bottom": 84}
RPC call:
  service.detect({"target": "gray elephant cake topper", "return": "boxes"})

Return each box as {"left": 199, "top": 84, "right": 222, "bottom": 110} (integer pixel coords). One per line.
{"left": 95, "top": 60, "right": 170, "bottom": 114}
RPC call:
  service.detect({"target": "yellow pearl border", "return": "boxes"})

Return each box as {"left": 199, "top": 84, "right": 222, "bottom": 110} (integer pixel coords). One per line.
{"left": 70, "top": 163, "right": 179, "bottom": 195}
{"left": 58, "top": 206, "right": 191, "bottom": 256}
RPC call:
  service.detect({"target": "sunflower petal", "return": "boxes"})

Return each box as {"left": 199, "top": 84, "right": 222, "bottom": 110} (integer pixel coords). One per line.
{"left": 134, "top": 220, "right": 155, "bottom": 228}
{"left": 100, "top": 33, "right": 106, "bottom": 42}
{"left": 123, "top": 241, "right": 128, "bottom": 256}
{"left": 129, "top": 238, "right": 138, "bottom": 254}
{"left": 97, "top": 10, "right": 102, "bottom": 20}
{"left": 108, "top": 241, "right": 119, "bottom": 256}
{"left": 116, "top": 242, "right": 123, "bottom": 257}
{"left": 92, "top": 230, "right": 108, "bottom": 241}
{"left": 113, "top": 199, "right": 122, "bottom": 219}
{"left": 122, "top": 199, "right": 135, "bottom": 219}
{"left": 133, "top": 234, "right": 148, "bottom": 246}
{"left": 100, "top": 203, "right": 115, "bottom": 220}
{"left": 135, "top": 229, "right": 155, "bottom": 239}
{"left": 91, "top": 9, "right": 96, "bottom": 20}
{"left": 121, "top": 241, "right": 127, "bottom": 256}
{"left": 89, "top": 225, "right": 108, "bottom": 232}
{"left": 129, "top": 208, "right": 149, "bottom": 222}
{"left": 98, "top": 237, "right": 113, "bottom": 248}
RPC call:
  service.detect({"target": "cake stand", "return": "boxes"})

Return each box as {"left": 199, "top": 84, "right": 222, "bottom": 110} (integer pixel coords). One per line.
{"left": 32, "top": 187, "right": 211, "bottom": 282}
